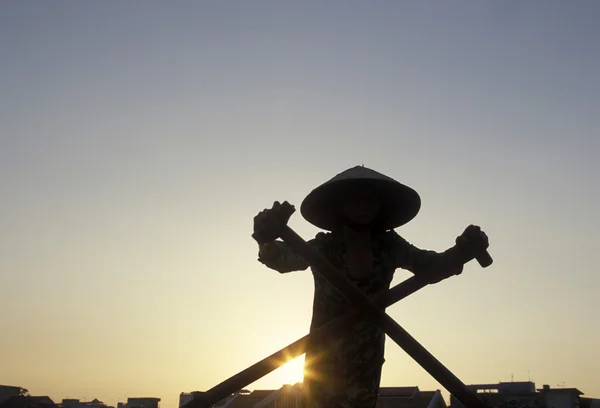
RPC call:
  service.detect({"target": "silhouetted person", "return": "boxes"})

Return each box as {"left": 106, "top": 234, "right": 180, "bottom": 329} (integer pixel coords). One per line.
{"left": 253, "top": 166, "right": 489, "bottom": 408}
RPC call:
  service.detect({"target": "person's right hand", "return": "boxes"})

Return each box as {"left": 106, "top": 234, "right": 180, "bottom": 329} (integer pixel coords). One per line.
{"left": 252, "top": 201, "right": 296, "bottom": 244}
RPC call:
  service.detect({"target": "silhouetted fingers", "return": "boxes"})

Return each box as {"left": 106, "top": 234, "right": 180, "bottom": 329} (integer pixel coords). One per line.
{"left": 254, "top": 211, "right": 274, "bottom": 231}
{"left": 480, "top": 231, "right": 489, "bottom": 247}
{"left": 466, "top": 225, "right": 481, "bottom": 234}
{"left": 281, "top": 201, "right": 294, "bottom": 211}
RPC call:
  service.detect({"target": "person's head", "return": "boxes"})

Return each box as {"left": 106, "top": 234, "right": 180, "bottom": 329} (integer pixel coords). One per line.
{"left": 337, "top": 182, "right": 381, "bottom": 230}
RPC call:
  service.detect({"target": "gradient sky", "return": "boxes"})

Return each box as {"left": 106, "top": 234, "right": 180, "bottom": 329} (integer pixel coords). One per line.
{"left": 1, "top": 1, "right": 599, "bottom": 407}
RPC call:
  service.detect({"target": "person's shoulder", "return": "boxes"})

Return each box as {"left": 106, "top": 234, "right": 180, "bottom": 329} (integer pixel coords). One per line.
{"left": 381, "top": 229, "right": 410, "bottom": 246}
{"left": 382, "top": 229, "right": 402, "bottom": 240}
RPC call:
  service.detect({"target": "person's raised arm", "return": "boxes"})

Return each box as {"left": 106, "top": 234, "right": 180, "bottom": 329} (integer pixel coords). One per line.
{"left": 253, "top": 201, "right": 320, "bottom": 274}
{"left": 389, "top": 226, "right": 489, "bottom": 284}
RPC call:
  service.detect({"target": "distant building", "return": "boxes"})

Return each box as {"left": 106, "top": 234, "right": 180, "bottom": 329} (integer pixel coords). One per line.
{"left": 450, "top": 382, "right": 599, "bottom": 408}
{"left": 539, "top": 385, "right": 584, "bottom": 408}
{"left": 0, "top": 396, "right": 58, "bottom": 408}
{"left": 178, "top": 393, "right": 193, "bottom": 408}
{"left": 581, "top": 398, "right": 600, "bottom": 408}
{"left": 60, "top": 399, "right": 112, "bottom": 408}
{"left": 211, "top": 389, "right": 277, "bottom": 408}
{"left": 124, "top": 398, "right": 160, "bottom": 408}
{"left": 0, "top": 387, "right": 23, "bottom": 405}
{"left": 180, "top": 389, "right": 265, "bottom": 408}
{"left": 253, "top": 384, "right": 304, "bottom": 408}
{"left": 180, "top": 384, "right": 445, "bottom": 408}
{"left": 450, "top": 381, "right": 542, "bottom": 408}
{"left": 180, "top": 390, "right": 257, "bottom": 408}
{"left": 179, "top": 393, "right": 204, "bottom": 408}
{"left": 377, "top": 386, "right": 447, "bottom": 408}
{"left": 0, "top": 386, "right": 56, "bottom": 408}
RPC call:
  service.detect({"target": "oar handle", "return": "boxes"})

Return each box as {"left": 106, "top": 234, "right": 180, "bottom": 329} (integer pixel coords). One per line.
{"left": 476, "top": 250, "right": 493, "bottom": 268}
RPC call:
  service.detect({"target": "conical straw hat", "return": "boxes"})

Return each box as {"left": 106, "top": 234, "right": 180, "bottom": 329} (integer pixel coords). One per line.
{"left": 300, "top": 165, "right": 421, "bottom": 231}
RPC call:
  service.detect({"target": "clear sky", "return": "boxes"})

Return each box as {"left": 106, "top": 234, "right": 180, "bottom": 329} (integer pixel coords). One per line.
{"left": 1, "top": 1, "right": 599, "bottom": 407}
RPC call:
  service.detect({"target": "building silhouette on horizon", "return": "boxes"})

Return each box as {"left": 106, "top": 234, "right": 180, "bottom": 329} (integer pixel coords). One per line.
{"left": 179, "top": 383, "right": 447, "bottom": 408}
{"left": 449, "top": 382, "right": 600, "bottom": 408}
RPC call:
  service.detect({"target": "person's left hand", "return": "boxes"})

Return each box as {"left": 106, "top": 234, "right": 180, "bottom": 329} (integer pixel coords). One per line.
{"left": 455, "top": 225, "right": 489, "bottom": 263}
{"left": 252, "top": 201, "right": 296, "bottom": 244}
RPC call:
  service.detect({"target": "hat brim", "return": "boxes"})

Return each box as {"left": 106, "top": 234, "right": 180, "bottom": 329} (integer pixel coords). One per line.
{"left": 300, "top": 178, "right": 421, "bottom": 231}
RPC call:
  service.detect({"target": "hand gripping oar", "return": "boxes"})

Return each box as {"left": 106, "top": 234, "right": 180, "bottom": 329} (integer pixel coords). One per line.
{"left": 183, "top": 277, "right": 426, "bottom": 408}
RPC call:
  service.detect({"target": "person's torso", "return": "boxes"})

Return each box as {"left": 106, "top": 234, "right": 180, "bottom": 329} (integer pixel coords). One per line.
{"left": 309, "top": 231, "right": 397, "bottom": 330}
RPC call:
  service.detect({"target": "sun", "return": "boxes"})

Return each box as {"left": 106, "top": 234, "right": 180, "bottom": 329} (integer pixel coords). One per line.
{"left": 265, "top": 354, "right": 305, "bottom": 387}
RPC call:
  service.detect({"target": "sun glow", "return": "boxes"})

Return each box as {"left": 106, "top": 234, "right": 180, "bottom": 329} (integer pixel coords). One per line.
{"left": 270, "top": 354, "right": 305, "bottom": 387}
